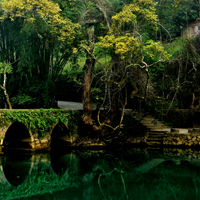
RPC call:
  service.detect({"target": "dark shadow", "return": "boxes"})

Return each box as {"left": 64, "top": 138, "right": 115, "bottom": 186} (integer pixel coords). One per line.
{"left": 3, "top": 122, "right": 32, "bottom": 149}
{"left": 3, "top": 154, "right": 32, "bottom": 186}
{"left": 50, "top": 153, "right": 72, "bottom": 175}
{"left": 50, "top": 122, "right": 71, "bottom": 148}
{"left": 194, "top": 112, "right": 200, "bottom": 128}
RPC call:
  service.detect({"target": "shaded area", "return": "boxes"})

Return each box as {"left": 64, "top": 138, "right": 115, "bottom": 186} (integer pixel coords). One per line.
{"left": 50, "top": 152, "right": 72, "bottom": 175}
{"left": 50, "top": 122, "right": 71, "bottom": 148}
{"left": 3, "top": 122, "right": 32, "bottom": 149}
{"left": 16, "top": 187, "right": 83, "bottom": 200}
{"left": 135, "top": 158, "right": 165, "bottom": 173}
{"left": 3, "top": 154, "right": 32, "bottom": 186}
{"left": 2, "top": 149, "right": 200, "bottom": 199}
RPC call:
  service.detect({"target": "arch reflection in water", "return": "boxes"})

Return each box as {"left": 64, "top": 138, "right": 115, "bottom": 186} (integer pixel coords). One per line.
{"left": 3, "top": 122, "right": 32, "bottom": 149}
{"left": 0, "top": 152, "right": 78, "bottom": 188}
{"left": 50, "top": 152, "right": 78, "bottom": 176}
{"left": 50, "top": 122, "right": 71, "bottom": 148}
{"left": 3, "top": 154, "right": 32, "bottom": 186}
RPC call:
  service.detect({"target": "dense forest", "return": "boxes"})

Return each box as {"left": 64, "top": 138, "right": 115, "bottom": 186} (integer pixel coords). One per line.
{"left": 0, "top": 0, "right": 200, "bottom": 133}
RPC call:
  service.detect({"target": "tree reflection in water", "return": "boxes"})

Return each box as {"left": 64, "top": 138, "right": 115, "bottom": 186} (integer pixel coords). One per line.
{"left": 0, "top": 149, "right": 200, "bottom": 199}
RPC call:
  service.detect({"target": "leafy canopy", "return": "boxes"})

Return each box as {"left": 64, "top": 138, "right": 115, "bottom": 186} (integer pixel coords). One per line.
{"left": 98, "top": 0, "right": 170, "bottom": 61}
{"left": 0, "top": 0, "right": 80, "bottom": 43}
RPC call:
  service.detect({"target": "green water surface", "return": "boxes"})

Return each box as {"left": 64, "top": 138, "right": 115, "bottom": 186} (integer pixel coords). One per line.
{"left": 0, "top": 148, "right": 200, "bottom": 200}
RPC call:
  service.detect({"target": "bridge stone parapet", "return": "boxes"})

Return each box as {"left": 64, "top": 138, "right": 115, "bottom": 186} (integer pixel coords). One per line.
{"left": 0, "top": 109, "right": 80, "bottom": 152}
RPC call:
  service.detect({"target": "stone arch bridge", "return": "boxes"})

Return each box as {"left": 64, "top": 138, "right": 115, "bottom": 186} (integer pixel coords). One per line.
{"left": 0, "top": 109, "right": 79, "bottom": 152}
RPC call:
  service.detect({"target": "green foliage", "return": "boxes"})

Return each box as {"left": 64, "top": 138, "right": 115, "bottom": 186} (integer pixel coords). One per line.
{"left": 155, "top": 0, "right": 198, "bottom": 40}
{"left": 0, "top": 0, "right": 81, "bottom": 108}
{"left": 97, "top": 0, "right": 169, "bottom": 61}
{"left": 11, "top": 94, "right": 36, "bottom": 107}
{"left": 165, "top": 38, "right": 189, "bottom": 59}
{"left": 0, "top": 62, "right": 12, "bottom": 74}
{"left": 0, "top": 109, "right": 81, "bottom": 137}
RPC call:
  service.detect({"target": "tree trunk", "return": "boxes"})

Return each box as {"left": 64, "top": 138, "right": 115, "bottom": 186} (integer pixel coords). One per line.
{"left": 0, "top": 68, "right": 12, "bottom": 109}
{"left": 82, "top": 24, "right": 95, "bottom": 125}
{"left": 4, "top": 87, "right": 12, "bottom": 109}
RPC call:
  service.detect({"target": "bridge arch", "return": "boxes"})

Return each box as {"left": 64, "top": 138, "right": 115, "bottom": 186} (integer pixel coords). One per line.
{"left": 50, "top": 121, "right": 72, "bottom": 148}
{"left": 2, "top": 121, "right": 35, "bottom": 150}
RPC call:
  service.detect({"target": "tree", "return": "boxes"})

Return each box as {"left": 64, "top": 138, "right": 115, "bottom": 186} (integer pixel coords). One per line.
{"left": 74, "top": 0, "right": 170, "bottom": 132}
{"left": 77, "top": 0, "right": 115, "bottom": 125}
{"left": 0, "top": 62, "right": 12, "bottom": 109}
{"left": 0, "top": 0, "right": 80, "bottom": 108}
{"left": 97, "top": 0, "right": 169, "bottom": 104}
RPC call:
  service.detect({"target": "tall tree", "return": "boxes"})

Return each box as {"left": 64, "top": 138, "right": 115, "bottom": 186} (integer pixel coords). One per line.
{"left": 0, "top": 0, "right": 80, "bottom": 107}
{"left": 78, "top": 0, "right": 114, "bottom": 125}
{"left": 96, "top": 0, "right": 170, "bottom": 119}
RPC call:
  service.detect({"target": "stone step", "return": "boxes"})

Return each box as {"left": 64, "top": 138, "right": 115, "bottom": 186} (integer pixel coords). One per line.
{"left": 148, "top": 135, "right": 164, "bottom": 138}
{"left": 146, "top": 125, "right": 168, "bottom": 128}
{"left": 142, "top": 123, "right": 165, "bottom": 127}
{"left": 142, "top": 117, "right": 155, "bottom": 120}
{"left": 141, "top": 116, "right": 172, "bottom": 132}
{"left": 171, "top": 128, "right": 192, "bottom": 134}
{"left": 141, "top": 120, "right": 158, "bottom": 124}
{"left": 147, "top": 137, "right": 163, "bottom": 141}
{"left": 148, "top": 132, "right": 165, "bottom": 135}
{"left": 146, "top": 126, "right": 167, "bottom": 129}
{"left": 141, "top": 122, "right": 171, "bottom": 126}
{"left": 150, "top": 128, "right": 171, "bottom": 132}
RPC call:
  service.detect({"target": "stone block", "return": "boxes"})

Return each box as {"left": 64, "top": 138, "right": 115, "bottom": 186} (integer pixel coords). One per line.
{"left": 191, "top": 133, "right": 200, "bottom": 136}
{"left": 187, "top": 136, "right": 191, "bottom": 140}
{"left": 168, "top": 136, "right": 172, "bottom": 141}
{"left": 177, "top": 141, "right": 183, "bottom": 145}
{"left": 188, "top": 142, "right": 193, "bottom": 146}
{"left": 172, "top": 141, "right": 177, "bottom": 145}
{"left": 192, "top": 137, "right": 197, "bottom": 141}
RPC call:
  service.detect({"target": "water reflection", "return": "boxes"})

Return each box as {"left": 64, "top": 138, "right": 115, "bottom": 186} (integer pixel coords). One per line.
{"left": 50, "top": 152, "right": 73, "bottom": 175}
{"left": 3, "top": 154, "right": 32, "bottom": 186}
{"left": 1, "top": 149, "right": 200, "bottom": 199}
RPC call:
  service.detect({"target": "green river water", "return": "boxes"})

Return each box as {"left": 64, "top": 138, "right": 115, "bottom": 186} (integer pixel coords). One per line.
{"left": 0, "top": 148, "right": 200, "bottom": 200}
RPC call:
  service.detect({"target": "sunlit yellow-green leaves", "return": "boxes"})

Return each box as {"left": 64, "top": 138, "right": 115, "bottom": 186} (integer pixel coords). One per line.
{"left": 0, "top": 0, "right": 80, "bottom": 43}
{"left": 111, "top": 0, "right": 158, "bottom": 31}
{"left": 98, "top": 0, "right": 169, "bottom": 61}
{"left": 143, "top": 40, "right": 170, "bottom": 60}
{"left": 0, "top": 62, "right": 12, "bottom": 74}
{"left": 98, "top": 34, "right": 138, "bottom": 59}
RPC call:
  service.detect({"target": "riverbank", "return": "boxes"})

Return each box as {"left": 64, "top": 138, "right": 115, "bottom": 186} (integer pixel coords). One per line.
{"left": 1, "top": 107, "right": 200, "bottom": 152}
